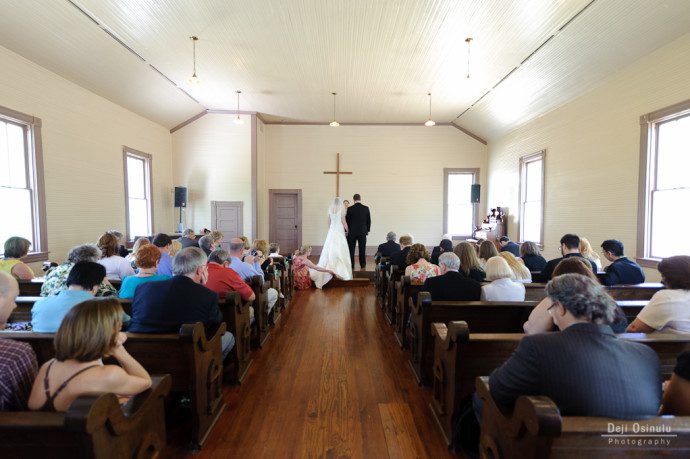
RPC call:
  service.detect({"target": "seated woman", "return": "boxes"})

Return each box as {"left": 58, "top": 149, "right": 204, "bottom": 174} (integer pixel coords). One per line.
{"left": 627, "top": 255, "right": 690, "bottom": 334}
{"left": 520, "top": 241, "right": 547, "bottom": 272}
{"left": 499, "top": 251, "right": 532, "bottom": 283}
{"left": 478, "top": 240, "right": 498, "bottom": 269}
{"left": 430, "top": 238, "right": 453, "bottom": 266}
{"left": 292, "top": 246, "right": 336, "bottom": 290}
{"left": 97, "top": 232, "right": 135, "bottom": 281}
{"left": 28, "top": 299, "right": 151, "bottom": 412}
{"left": 660, "top": 351, "right": 690, "bottom": 415}
{"left": 524, "top": 257, "right": 628, "bottom": 334}
{"left": 108, "top": 230, "right": 129, "bottom": 258}
{"left": 0, "top": 236, "right": 35, "bottom": 280}
{"left": 580, "top": 237, "right": 602, "bottom": 271}
{"left": 405, "top": 244, "right": 440, "bottom": 285}
{"left": 481, "top": 257, "right": 526, "bottom": 301}
{"left": 118, "top": 245, "right": 171, "bottom": 299}
{"left": 125, "top": 237, "right": 150, "bottom": 269}
{"left": 41, "top": 244, "right": 117, "bottom": 297}
{"left": 454, "top": 242, "right": 486, "bottom": 283}
{"left": 253, "top": 239, "right": 272, "bottom": 272}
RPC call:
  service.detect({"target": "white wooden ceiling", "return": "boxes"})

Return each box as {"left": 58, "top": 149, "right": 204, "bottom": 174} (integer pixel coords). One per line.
{"left": 0, "top": 0, "right": 689, "bottom": 139}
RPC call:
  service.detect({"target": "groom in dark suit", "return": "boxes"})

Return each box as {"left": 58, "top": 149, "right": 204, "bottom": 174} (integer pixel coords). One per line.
{"left": 346, "top": 194, "right": 371, "bottom": 270}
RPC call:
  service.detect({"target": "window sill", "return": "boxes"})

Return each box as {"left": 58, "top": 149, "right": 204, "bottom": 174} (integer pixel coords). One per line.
{"left": 22, "top": 251, "right": 50, "bottom": 263}
{"left": 636, "top": 257, "right": 660, "bottom": 269}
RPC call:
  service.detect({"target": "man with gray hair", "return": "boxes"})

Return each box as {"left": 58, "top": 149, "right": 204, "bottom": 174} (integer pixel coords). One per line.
{"left": 486, "top": 273, "right": 661, "bottom": 419}
{"left": 227, "top": 238, "right": 278, "bottom": 314}
{"left": 179, "top": 228, "right": 198, "bottom": 249}
{"left": 422, "top": 252, "right": 481, "bottom": 301}
{"left": 377, "top": 231, "right": 401, "bottom": 258}
{"left": 129, "top": 247, "right": 234, "bottom": 359}
{"left": 40, "top": 244, "right": 117, "bottom": 297}
{"left": 0, "top": 272, "right": 38, "bottom": 410}
{"left": 197, "top": 234, "right": 216, "bottom": 256}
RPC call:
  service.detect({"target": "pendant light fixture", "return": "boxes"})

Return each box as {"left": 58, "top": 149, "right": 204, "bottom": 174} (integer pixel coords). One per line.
{"left": 424, "top": 92, "right": 435, "bottom": 127}
{"left": 329, "top": 92, "right": 340, "bottom": 127}
{"left": 234, "top": 90, "right": 244, "bottom": 125}
{"left": 465, "top": 37, "right": 473, "bottom": 79}
{"left": 188, "top": 36, "right": 200, "bottom": 84}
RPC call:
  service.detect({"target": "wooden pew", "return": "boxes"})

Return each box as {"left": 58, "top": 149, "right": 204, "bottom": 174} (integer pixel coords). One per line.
{"left": 375, "top": 257, "right": 390, "bottom": 305}
{"left": 476, "top": 376, "right": 690, "bottom": 458}
{"left": 0, "top": 375, "right": 171, "bottom": 458}
{"left": 428, "top": 321, "right": 690, "bottom": 447}
{"left": 384, "top": 265, "right": 402, "bottom": 325}
{"left": 20, "top": 278, "right": 124, "bottom": 297}
{"left": 4, "top": 322, "right": 226, "bottom": 450}
{"left": 524, "top": 282, "right": 663, "bottom": 301}
{"left": 394, "top": 276, "right": 422, "bottom": 349}
{"left": 248, "top": 275, "right": 273, "bottom": 348}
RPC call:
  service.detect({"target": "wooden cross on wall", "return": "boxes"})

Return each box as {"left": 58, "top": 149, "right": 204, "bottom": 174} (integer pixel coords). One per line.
{"left": 323, "top": 153, "right": 352, "bottom": 197}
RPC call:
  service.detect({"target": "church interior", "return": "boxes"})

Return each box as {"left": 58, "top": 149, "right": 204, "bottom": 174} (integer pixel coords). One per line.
{"left": 1, "top": 0, "right": 690, "bottom": 457}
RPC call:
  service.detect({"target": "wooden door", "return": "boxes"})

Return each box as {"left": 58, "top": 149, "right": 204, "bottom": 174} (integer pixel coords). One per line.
{"left": 269, "top": 190, "right": 301, "bottom": 255}
{"left": 211, "top": 201, "right": 243, "bottom": 251}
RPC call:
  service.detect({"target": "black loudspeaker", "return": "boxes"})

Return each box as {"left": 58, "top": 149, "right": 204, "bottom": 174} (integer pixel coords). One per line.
{"left": 174, "top": 186, "right": 187, "bottom": 208}
{"left": 470, "top": 184, "right": 480, "bottom": 203}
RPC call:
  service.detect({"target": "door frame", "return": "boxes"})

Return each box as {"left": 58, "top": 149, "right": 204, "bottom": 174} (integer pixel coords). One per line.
{"left": 268, "top": 189, "right": 302, "bottom": 252}
{"left": 211, "top": 200, "right": 244, "bottom": 239}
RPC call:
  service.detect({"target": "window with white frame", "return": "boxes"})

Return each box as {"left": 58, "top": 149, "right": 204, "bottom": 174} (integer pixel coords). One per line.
{"left": 0, "top": 106, "right": 47, "bottom": 260}
{"left": 519, "top": 151, "right": 545, "bottom": 245}
{"left": 444, "top": 168, "right": 478, "bottom": 238}
{"left": 123, "top": 148, "right": 153, "bottom": 240}
{"left": 639, "top": 101, "right": 690, "bottom": 262}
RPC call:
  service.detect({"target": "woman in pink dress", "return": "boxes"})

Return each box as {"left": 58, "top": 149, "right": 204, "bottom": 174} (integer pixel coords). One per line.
{"left": 292, "top": 246, "right": 336, "bottom": 290}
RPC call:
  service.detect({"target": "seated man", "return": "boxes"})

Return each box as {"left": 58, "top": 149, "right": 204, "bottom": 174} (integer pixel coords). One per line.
{"left": 498, "top": 236, "right": 520, "bottom": 257}
{"left": 206, "top": 250, "right": 256, "bottom": 322}
{"left": 228, "top": 238, "right": 278, "bottom": 313}
{"left": 32, "top": 261, "right": 126, "bottom": 332}
{"left": 389, "top": 234, "right": 414, "bottom": 270}
{"left": 197, "top": 234, "right": 216, "bottom": 257}
{"left": 152, "top": 233, "right": 174, "bottom": 277}
{"left": 423, "top": 253, "right": 481, "bottom": 301}
{"left": 179, "top": 228, "right": 198, "bottom": 248}
{"left": 129, "top": 247, "right": 234, "bottom": 359}
{"left": 0, "top": 272, "right": 38, "bottom": 410}
{"left": 487, "top": 273, "right": 660, "bottom": 419}
{"left": 536, "top": 233, "right": 597, "bottom": 282}
{"left": 377, "top": 232, "right": 401, "bottom": 258}
{"left": 600, "top": 239, "right": 645, "bottom": 285}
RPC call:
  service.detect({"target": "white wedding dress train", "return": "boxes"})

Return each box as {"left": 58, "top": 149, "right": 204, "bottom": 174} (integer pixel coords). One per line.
{"left": 310, "top": 211, "right": 353, "bottom": 288}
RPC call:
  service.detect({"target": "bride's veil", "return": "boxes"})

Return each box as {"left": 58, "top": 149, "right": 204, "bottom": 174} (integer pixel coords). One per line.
{"left": 328, "top": 197, "right": 343, "bottom": 215}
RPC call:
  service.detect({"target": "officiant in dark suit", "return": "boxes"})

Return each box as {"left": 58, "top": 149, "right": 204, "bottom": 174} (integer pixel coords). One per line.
{"left": 346, "top": 194, "right": 371, "bottom": 270}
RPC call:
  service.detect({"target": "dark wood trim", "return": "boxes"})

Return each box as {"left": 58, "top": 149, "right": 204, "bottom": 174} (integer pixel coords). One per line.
{"left": 518, "top": 150, "right": 545, "bottom": 245}
{"left": 0, "top": 105, "right": 48, "bottom": 259}
{"left": 169, "top": 109, "right": 208, "bottom": 133}
{"left": 450, "top": 122, "right": 488, "bottom": 145}
{"left": 268, "top": 189, "right": 302, "bottom": 252}
{"left": 122, "top": 147, "right": 154, "bottom": 241}
{"left": 251, "top": 114, "right": 258, "bottom": 241}
{"left": 443, "top": 168, "right": 480, "bottom": 239}
{"left": 211, "top": 201, "right": 244, "bottom": 239}
{"left": 640, "top": 98, "right": 690, "bottom": 125}
{"left": 256, "top": 113, "right": 268, "bottom": 124}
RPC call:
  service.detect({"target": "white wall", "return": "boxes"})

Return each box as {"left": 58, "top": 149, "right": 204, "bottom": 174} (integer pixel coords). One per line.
{"left": 0, "top": 45, "right": 173, "bottom": 267}
{"left": 259, "top": 124, "right": 487, "bottom": 248}
{"left": 172, "top": 113, "right": 253, "bottom": 236}
{"left": 487, "top": 31, "right": 690, "bottom": 281}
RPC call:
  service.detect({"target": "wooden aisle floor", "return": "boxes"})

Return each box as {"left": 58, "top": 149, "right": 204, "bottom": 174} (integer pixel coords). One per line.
{"left": 168, "top": 285, "right": 454, "bottom": 458}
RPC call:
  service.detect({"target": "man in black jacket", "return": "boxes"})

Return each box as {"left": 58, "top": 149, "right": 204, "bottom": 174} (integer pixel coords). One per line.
{"left": 423, "top": 253, "right": 481, "bottom": 301}
{"left": 377, "top": 231, "right": 400, "bottom": 258}
{"left": 129, "top": 247, "right": 234, "bottom": 359}
{"left": 536, "top": 234, "right": 597, "bottom": 282}
{"left": 346, "top": 194, "right": 371, "bottom": 270}
{"left": 600, "top": 239, "right": 645, "bottom": 285}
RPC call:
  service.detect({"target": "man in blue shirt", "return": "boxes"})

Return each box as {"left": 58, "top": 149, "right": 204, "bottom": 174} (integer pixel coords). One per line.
{"left": 600, "top": 239, "right": 645, "bottom": 286}
{"left": 227, "top": 238, "right": 278, "bottom": 313}
{"left": 498, "top": 236, "right": 520, "bottom": 257}
{"left": 153, "top": 233, "right": 173, "bottom": 276}
{"left": 32, "top": 261, "right": 113, "bottom": 332}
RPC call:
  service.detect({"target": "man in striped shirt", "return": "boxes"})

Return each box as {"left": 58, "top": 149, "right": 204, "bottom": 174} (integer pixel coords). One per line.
{"left": 0, "top": 271, "right": 38, "bottom": 411}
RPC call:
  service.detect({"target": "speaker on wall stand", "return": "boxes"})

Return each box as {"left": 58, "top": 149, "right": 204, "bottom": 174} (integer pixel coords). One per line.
{"left": 174, "top": 186, "right": 187, "bottom": 233}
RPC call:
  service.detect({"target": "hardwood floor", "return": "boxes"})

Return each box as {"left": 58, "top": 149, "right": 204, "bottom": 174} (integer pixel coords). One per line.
{"left": 170, "top": 285, "right": 454, "bottom": 458}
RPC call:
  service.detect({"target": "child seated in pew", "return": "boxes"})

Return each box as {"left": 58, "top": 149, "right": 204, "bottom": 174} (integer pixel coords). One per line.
{"left": 28, "top": 299, "right": 151, "bottom": 412}
{"left": 523, "top": 257, "right": 628, "bottom": 334}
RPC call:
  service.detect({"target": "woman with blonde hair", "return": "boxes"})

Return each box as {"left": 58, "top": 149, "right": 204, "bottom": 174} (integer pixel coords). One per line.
{"left": 453, "top": 242, "right": 486, "bottom": 282}
{"left": 292, "top": 245, "right": 336, "bottom": 290}
{"left": 125, "top": 237, "right": 150, "bottom": 268}
{"left": 478, "top": 240, "right": 499, "bottom": 269}
{"left": 404, "top": 243, "right": 440, "bottom": 285}
{"left": 28, "top": 298, "right": 151, "bottom": 411}
{"left": 579, "top": 237, "right": 602, "bottom": 271}
{"left": 97, "top": 232, "right": 135, "bottom": 280}
{"left": 499, "top": 251, "right": 532, "bottom": 283}
{"left": 481, "top": 257, "right": 526, "bottom": 301}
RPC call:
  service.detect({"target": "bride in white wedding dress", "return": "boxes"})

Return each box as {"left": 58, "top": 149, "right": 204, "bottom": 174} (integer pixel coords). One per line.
{"left": 310, "top": 197, "right": 353, "bottom": 288}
